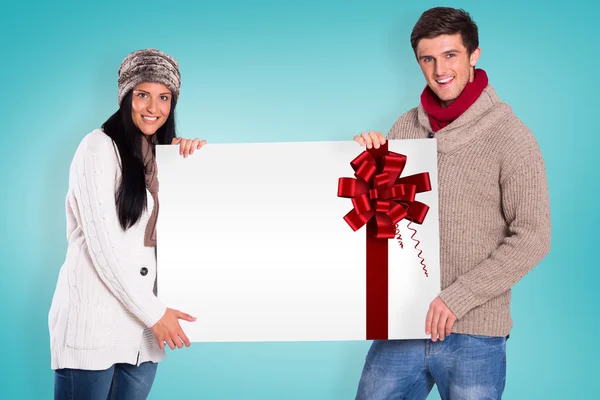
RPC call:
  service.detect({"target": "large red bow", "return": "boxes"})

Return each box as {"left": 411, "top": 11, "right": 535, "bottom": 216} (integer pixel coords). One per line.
{"left": 337, "top": 144, "right": 432, "bottom": 235}
{"left": 337, "top": 142, "right": 433, "bottom": 340}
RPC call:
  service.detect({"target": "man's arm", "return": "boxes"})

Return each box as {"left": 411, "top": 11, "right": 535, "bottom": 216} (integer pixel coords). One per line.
{"left": 438, "top": 137, "right": 552, "bottom": 320}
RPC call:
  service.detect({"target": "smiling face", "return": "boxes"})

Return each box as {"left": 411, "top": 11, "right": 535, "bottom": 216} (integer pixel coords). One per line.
{"left": 131, "top": 82, "right": 173, "bottom": 136}
{"left": 416, "top": 33, "right": 480, "bottom": 107}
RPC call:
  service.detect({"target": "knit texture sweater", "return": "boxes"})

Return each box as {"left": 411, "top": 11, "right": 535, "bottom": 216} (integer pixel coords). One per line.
{"left": 48, "top": 130, "right": 166, "bottom": 370}
{"left": 387, "top": 85, "right": 551, "bottom": 336}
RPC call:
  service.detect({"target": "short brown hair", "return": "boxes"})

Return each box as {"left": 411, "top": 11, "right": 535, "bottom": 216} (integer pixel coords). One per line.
{"left": 410, "top": 7, "right": 479, "bottom": 56}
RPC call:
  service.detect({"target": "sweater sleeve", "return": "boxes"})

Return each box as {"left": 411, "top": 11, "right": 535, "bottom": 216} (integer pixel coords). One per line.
{"left": 438, "top": 139, "right": 552, "bottom": 320}
{"left": 71, "top": 135, "right": 167, "bottom": 328}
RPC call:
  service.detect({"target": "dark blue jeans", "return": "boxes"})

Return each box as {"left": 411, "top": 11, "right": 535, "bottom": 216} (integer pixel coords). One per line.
{"left": 54, "top": 362, "right": 158, "bottom": 400}
{"left": 356, "top": 333, "right": 507, "bottom": 399}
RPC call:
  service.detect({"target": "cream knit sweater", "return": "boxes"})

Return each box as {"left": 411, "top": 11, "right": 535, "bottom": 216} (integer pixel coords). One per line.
{"left": 48, "top": 129, "right": 166, "bottom": 370}
{"left": 387, "top": 85, "right": 551, "bottom": 336}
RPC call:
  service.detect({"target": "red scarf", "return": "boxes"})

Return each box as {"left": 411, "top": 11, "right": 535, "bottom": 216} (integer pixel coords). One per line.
{"left": 421, "top": 68, "right": 488, "bottom": 132}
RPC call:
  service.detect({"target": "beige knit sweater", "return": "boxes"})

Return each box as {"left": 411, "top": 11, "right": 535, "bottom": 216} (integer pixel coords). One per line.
{"left": 387, "top": 85, "right": 551, "bottom": 337}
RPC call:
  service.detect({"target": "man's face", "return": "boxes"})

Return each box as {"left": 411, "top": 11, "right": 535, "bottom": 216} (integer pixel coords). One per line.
{"left": 416, "top": 33, "right": 480, "bottom": 107}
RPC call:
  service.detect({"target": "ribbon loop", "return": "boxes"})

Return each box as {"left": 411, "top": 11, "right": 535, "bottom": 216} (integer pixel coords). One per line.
{"left": 406, "top": 201, "right": 430, "bottom": 224}
{"left": 374, "top": 173, "right": 390, "bottom": 189}
{"left": 352, "top": 194, "right": 372, "bottom": 214}
{"left": 398, "top": 172, "right": 432, "bottom": 193}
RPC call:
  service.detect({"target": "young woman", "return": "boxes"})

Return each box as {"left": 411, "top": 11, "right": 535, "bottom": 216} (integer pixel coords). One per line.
{"left": 49, "top": 48, "right": 205, "bottom": 399}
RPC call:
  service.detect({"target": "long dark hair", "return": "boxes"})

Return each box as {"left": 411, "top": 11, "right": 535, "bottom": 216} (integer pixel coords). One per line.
{"left": 101, "top": 90, "right": 177, "bottom": 230}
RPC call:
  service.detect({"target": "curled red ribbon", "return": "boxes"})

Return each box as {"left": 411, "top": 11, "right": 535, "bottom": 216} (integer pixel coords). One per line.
{"left": 337, "top": 142, "right": 432, "bottom": 340}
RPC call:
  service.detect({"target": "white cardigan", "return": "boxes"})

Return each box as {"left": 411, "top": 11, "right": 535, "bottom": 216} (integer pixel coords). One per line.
{"left": 49, "top": 129, "right": 167, "bottom": 370}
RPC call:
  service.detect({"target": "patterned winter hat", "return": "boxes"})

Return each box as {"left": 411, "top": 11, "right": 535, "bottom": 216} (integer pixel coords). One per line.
{"left": 117, "top": 48, "right": 181, "bottom": 105}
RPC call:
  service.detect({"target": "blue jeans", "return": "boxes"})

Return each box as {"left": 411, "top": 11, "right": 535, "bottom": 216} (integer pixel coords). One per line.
{"left": 54, "top": 362, "right": 158, "bottom": 400}
{"left": 356, "top": 333, "right": 507, "bottom": 399}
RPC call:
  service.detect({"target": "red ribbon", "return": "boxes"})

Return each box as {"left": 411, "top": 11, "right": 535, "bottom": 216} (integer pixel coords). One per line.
{"left": 337, "top": 142, "right": 432, "bottom": 340}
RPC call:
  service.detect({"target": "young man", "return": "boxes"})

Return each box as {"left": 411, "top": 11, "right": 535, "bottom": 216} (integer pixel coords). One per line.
{"left": 353, "top": 7, "right": 551, "bottom": 399}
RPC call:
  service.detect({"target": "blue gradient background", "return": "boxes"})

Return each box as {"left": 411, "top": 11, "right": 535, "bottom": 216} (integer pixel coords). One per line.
{"left": 0, "top": 0, "right": 597, "bottom": 398}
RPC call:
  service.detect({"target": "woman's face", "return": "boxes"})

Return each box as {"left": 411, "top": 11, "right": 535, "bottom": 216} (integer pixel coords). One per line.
{"left": 131, "top": 82, "right": 172, "bottom": 136}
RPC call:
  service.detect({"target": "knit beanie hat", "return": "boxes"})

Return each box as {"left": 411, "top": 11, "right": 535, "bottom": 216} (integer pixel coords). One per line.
{"left": 117, "top": 48, "right": 181, "bottom": 105}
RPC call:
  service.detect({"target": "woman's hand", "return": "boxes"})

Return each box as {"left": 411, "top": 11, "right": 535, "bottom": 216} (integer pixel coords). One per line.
{"left": 172, "top": 137, "right": 206, "bottom": 158}
{"left": 151, "top": 308, "right": 196, "bottom": 350}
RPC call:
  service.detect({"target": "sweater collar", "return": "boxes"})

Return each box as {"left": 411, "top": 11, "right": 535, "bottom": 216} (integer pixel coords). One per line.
{"left": 417, "top": 84, "right": 512, "bottom": 153}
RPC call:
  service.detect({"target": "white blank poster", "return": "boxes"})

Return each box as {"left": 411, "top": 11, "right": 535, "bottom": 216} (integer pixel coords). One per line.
{"left": 156, "top": 139, "right": 440, "bottom": 342}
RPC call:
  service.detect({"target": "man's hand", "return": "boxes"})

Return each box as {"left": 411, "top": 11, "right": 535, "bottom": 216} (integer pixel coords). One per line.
{"left": 353, "top": 131, "right": 386, "bottom": 149}
{"left": 151, "top": 308, "right": 196, "bottom": 350}
{"left": 425, "top": 296, "right": 456, "bottom": 342}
